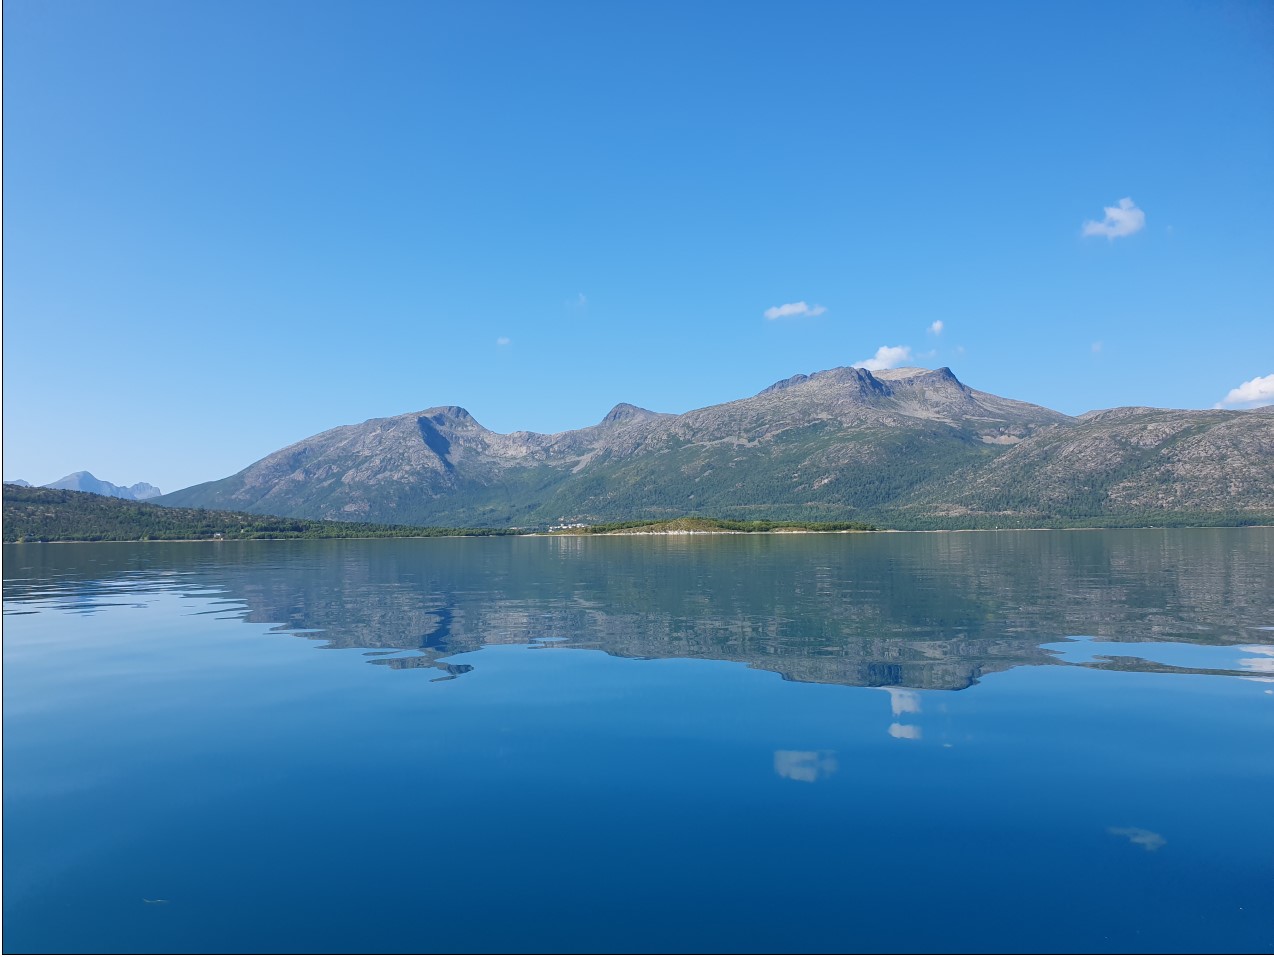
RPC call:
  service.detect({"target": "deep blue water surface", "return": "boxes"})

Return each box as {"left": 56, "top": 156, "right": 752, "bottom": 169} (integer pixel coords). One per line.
{"left": 3, "top": 531, "right": 1273, "bottom": 953}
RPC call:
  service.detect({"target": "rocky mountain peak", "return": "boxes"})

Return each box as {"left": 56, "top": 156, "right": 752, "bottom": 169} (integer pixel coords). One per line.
{"left": 761, "top": 365, "right": 890, "bottom": 399}
{"left": 810, "top": 365, "right": 893, "bottom": 398}
{"left": 759, "top": 372, "right": 811, "bottom": 394}
{"left": 601, "top": 402, "right": 658, "bottom": 425}
{"left": 871, "top": 366, "right": 964, "bottom": 388}
{"left": 419, "top": 406, "right": 479, "bottom": 428}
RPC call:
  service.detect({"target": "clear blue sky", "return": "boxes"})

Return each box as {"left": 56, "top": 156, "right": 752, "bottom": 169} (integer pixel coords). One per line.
{"left": 4, "top": 0, "right": 1272, "bottom": 493}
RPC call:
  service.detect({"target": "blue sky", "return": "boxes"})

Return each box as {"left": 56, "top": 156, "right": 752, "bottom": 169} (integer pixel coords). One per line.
{"left": 4, "top": 0, "right": 1272, "bottom": 493}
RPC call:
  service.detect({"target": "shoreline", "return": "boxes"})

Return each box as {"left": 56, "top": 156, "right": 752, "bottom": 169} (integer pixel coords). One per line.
{"left": 5, "top": 524, "right": 1270, "bottom": 546}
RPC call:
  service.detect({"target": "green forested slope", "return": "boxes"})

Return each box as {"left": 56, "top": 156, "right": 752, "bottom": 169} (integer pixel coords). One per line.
{"left": 2, "top": 485, "right": 517, "bottom": 542}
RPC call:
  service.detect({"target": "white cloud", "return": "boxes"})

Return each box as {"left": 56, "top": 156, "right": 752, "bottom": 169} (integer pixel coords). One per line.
{"left": 496, "top": 336, "right": 511, "bottom": 346}
{"left": 855, "top": 345, "right": 913, "bottom": 371}
{"left": 764, "top": 301, "right": 827, "bottom": 320}
{"left": 928, "top": 320, "right": 944, "bottom": 335}
{"left": 1217, "top": 373, "right": 1274, "bottom": 409}
{"left": 1091, "top": 340, "right": 1103, "bottom": 354}
{"left": 1082, "top": 197, "right": 1146, "bottom": 239}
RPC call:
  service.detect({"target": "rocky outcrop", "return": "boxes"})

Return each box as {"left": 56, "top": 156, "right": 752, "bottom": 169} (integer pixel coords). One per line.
{"left": 906, "top": 406, "right": 1274, "bottom": 519}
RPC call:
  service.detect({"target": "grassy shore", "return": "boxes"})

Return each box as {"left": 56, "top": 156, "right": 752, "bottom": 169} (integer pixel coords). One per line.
{"left": 542, "top": 517, "right": 876, "bottom": 535}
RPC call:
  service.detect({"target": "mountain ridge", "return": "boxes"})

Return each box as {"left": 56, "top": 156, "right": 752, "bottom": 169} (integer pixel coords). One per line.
{"left": 44, "top": 471, "right": 162, "bottom": 500}
{"left": 157, "top": 366, "right": 1273, "bottom": 528}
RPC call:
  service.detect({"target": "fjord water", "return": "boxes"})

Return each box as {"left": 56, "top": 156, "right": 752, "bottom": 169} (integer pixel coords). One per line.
{"left": 4, "top": 531, "right": 1272, "bottom": 954}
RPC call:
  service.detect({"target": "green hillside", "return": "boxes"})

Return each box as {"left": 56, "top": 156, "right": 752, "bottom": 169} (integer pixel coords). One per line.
{"left": 2, "top": 484, "right": 518, "bottom": 543}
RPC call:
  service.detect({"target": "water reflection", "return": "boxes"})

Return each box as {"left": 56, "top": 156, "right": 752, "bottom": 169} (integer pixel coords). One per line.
{"left": 1108, "top": 827, "right": 1167, "bottom": 852}
{"left": 774, "top": 750, "right": 838, "bottom": 783}
{"left": 1042, "top": 636, "right": 1274, "bottom": 677}
{"left": 3, "top": 529, "right": 1271, "bottom": 692}
{"left": 884, "top": 688, "right": 921, "bottom": 714}
{"left": 1239, "top": 646, "right": 1274, "bottom": 673}
{"left": 888, "top": 723, "right": 923, "bottom": 740}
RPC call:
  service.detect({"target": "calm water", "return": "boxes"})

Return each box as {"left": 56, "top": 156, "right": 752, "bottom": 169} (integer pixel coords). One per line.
{"left": 4, "top": 530, "right": 1273, "bottom": 953}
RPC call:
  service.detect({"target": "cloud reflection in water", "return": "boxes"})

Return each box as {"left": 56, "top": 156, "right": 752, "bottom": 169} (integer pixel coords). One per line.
{"left": 774, "top": 750, "right": 838, "bottom": 783}
{"left": 1108, "top": 826, "right": 1166, "bottom": 851}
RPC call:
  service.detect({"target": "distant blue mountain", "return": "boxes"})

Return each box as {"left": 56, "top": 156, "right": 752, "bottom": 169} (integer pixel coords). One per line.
{"left": 4, "top": 478, "right": 32, "bottom": 487}
{"left": 44, "top": 471, "right": 162, "bottom": 500}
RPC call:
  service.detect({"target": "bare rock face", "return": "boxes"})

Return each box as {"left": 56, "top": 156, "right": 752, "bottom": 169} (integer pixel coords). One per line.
{"left": 906, "top": 407, "right": 1274, "bottom": 519}
{"left": 157, "top": 367, "right": 1272, "bottom": 527}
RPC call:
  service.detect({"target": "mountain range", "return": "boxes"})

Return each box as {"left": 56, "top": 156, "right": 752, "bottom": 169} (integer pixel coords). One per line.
{"left": 158, "top": 366, "right": 1274, "bottom": 528}
{"left": 43, "top": 471, "right": 163, "bottom": 500}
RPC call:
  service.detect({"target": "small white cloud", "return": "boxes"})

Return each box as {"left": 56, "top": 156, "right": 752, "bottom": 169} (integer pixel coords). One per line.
{"left": 855, "top": 345, "right": 913, "bottom": 371}
{"left": 1091, "top": 340, "right": 1103, "bottom": 354}
{"left": 1217, "top": 373, "right": 1274, "bottom": 409}
{"left": 1082, "top": 197, "right": 1146, "bottom": 239}
{"left": 496, "top": 336, "right": 511, "bottom": 346}
{"left": 764, "top": 301, "right": 827, "bottom": 320}
{"left": 888, "top": 723, "right": 922, "bottom": 740}
{"left": 928, "top": 320, "right": 944, "bottom": 335}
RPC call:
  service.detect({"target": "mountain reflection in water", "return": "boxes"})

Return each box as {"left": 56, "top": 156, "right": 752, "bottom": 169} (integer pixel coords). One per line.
{"left": 4, "top": 529, "right": 1271, "bottom": 691}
